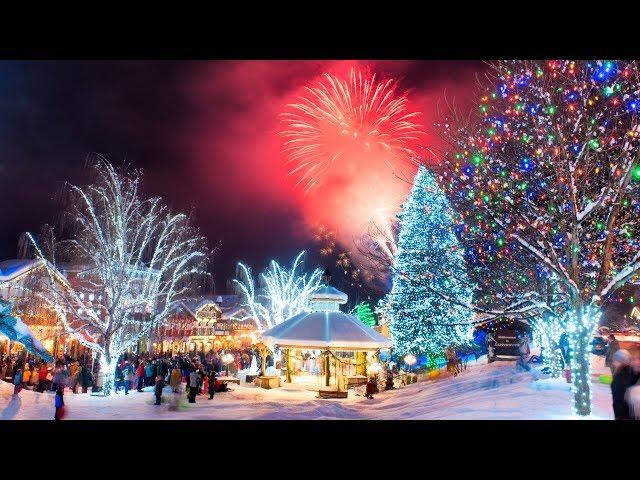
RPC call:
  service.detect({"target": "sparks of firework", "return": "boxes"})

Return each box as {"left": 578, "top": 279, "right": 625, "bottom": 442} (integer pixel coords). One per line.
{"left": 280, "top": 67, "right": 423, "bottom": 192}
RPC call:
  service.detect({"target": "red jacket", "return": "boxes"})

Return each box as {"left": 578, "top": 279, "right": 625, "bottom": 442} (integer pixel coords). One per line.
{"left": 136, "top": 365, "right": 144, "bottom": 377}
{"left": 39, "top": 367, "right": 49, "bottom": 381}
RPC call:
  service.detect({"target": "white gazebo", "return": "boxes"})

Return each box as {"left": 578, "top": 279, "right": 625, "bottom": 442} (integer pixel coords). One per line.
{"left": 259, "top": 272, "right": 391, "bottom": 396}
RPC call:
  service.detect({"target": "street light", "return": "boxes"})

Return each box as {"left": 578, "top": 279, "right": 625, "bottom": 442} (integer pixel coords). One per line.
{"left": 222, "top": 353, "right": 234, "bottom": 376}
{"left": 404, "top": 354, "right": 417, "bottom": 372}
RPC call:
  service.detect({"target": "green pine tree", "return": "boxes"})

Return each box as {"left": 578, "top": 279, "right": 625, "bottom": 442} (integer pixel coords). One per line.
{"left": 355, "top": 302, "right": 377, "bottom": 327}
{"left": 386, "top": 165, "right": 473, "bottom": 360}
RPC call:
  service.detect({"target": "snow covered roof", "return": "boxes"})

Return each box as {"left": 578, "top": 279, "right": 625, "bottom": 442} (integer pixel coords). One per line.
{"left": 310, "top": 286, "right": 348, "bottom": 304}
{"left": 260, "top": 310, "right": 392, "bottom": 351}
{"left": 173, "top": 295, "right": 244, "bottom": 320}
{"left": 0, "top": 259, "right": 43, "bottom": 283}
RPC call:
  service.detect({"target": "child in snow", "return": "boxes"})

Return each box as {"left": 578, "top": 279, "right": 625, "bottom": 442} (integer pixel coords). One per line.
{"left": 154, "top": 374, "right": 164, "bottom": 405}
{"left": 54, "top": 386, "right": 65, "bottom": 420}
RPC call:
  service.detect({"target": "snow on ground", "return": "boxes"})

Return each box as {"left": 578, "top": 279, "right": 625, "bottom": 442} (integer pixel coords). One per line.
{"left": 0, "top": 357, "right": 614, "bottom": 420}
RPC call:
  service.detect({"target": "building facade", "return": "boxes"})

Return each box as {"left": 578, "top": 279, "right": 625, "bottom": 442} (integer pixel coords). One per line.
{"left": 152, "top": 295, "right": 257, "bottom": 354}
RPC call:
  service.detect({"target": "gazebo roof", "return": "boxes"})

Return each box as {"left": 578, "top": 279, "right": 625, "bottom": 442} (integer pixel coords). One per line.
{"left": 260, "top": 309, "right": 392, "bottom": 351}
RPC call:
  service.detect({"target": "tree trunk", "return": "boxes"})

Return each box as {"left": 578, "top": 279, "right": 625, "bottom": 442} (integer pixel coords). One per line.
{"left": 567, "top": 305, "right": 601, "bottom": 416}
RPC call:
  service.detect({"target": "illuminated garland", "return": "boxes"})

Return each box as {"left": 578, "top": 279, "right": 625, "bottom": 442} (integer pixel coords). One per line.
{"left": 566, "top": 305, "right": 602, "bottom": 416}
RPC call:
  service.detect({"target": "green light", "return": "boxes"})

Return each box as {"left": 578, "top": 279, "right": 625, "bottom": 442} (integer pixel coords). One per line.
{"left": 480, "top": 104, "right": 488, "bottom": 113}
{"left": 632, "top": 165, "right": 640, "bottom": 181}
{"left": 472, "top": 153, "right": 483, "bottom": 165}
{"left": 547, "top": 105, "right": 556, "bottom": 114}
{"left": 589, "top": 139, "right": 599, "bottom": 150}
{"left": 603, "top": 86, "right": 614, "bottom": 97}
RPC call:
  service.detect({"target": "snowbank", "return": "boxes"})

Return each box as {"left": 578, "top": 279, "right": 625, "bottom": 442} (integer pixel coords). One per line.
{"left": 0, "top": 359, "right": 614, "bottom": 420}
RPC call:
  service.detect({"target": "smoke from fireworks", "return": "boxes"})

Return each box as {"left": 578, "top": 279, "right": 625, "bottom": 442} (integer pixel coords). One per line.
{"left": 280, "top": 67, "right": 424, "bottom": 193}
{"left": 278, "top": 66, "right": 425, "bottom": 286}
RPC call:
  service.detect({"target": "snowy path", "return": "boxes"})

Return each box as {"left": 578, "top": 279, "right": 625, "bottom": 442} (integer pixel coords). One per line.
{"left": 0, "top": 359, "right": 614, "bottom": 420}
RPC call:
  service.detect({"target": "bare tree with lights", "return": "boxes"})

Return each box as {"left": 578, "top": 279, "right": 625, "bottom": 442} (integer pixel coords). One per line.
{"left": 438, "top": 60, "right": 640, "bottom": 416}
{"left": 26, "top": 157, "right": 209, "bottom": 395}
{"left": 233, "top": 251, "right": 322, "bottom": 331}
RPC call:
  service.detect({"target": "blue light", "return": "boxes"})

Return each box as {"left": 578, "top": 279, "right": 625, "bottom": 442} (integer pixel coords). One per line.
{"left": 463, "top": 165, "right": 474, "bottom": 176}
{"left": 520, "top": 157, "right": 534, "bottom": 171}
{"left": 593, "top": 62, "right": 617, "bottom": 83}
{"left": 629, "top": 100, "right": 639, "bottom": 111}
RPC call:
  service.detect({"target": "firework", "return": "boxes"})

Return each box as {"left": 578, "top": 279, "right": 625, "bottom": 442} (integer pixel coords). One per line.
{"left": 280, "top": 67, "right": 423, "bottom": 192}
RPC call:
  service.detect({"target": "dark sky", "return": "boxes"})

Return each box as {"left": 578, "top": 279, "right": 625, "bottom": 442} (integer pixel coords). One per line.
{"left": 0, "top": 60, "right": 482, "bottom": 292}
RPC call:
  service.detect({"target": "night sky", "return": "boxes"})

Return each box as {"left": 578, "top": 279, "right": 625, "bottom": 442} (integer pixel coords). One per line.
{"left": 0, "top": 60, "right": 483, "bottom": 292}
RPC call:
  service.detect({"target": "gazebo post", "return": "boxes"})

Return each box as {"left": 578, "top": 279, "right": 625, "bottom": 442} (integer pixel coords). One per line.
{"left": 356, "top": 351, "right": 367, "bottom": 376}
{"left": 324, "top": 351, "right": 331, "bottom": 387}
{"left": 285, "top": 348, "right": 292, "bottom": 383}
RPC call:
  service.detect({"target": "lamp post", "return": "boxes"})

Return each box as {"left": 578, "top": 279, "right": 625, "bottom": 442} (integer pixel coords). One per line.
{"left": 222, "top": 353, "right": 234, "bottom": 376}
{"left": 404, "top": 354, "right": 417, "bottom": 373}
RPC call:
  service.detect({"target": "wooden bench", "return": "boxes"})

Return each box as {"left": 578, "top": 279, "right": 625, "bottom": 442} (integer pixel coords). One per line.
{"left": 216, "top": 376, "right": 240, "bottom": 385}
{"left": 317, "top": 389, "right": 348, "bottom": 399}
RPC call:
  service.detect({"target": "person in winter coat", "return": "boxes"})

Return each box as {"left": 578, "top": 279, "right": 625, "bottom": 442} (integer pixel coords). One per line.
{"left": 80, "top": 364, "right": 91, "bottom": 393}
{"left": 144, "top": 362, "right": 154, "bottom": 387}
{"left": 610, "top": 349, "right": 640, "bottom": 420}
{"left": 605, "top": 334, "right": 621, "bottom": 375}
{"left": 37, "top": 365, "right": 50, "bottom": 392}
{"left": 188, "top": 369, "right": 199, "bottom": 403}
{"left": 29, "top": 366, "right": 39, "bottom": 390}
{"left": 22, "top": 365, "right": 31, "bottom": 387}
{"left": 169, "top": 366, "right": 181, "bottom": 393}
{"left": 13, "top": 368, "right": 23, "bottom": 395}
{"left": 68, "top": 361, "right": 80, "bottom": 393}
{"left": 207, "top": 370, "right": 216, "bottom": 399}
{"left": 154, "top": 375, "right": 164, "bottom": 405}
{"left": 54, "top": 386, "right": 65, "bottom": 420}
{"left": 114, "top": 364, "right": 124, "bottom": 393}
{"left": 136, "top": 363, "right": 145, "bottom": 392}
{"left": 365, "top": 376, "right": 377, "bottom": 399}
{"left": 123, "top": 361, "right": 134, "bottom": 395}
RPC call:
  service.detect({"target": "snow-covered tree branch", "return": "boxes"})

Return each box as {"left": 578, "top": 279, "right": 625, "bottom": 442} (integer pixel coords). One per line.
{"left": 25, "top": 156, "right": 210, "bottom": 394}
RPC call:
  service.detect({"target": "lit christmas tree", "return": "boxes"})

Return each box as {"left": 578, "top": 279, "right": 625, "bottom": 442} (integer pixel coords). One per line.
{"left": 439, "top": 60, "right": 640, "bottom": 416}
{"left": 386, "top": 165, "right": 473, "bottom": 362}
{"left": 355, "top": 302, "right": 377, "bottom": 327}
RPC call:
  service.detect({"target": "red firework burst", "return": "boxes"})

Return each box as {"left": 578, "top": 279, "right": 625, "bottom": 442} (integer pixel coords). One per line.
{"left": 280, "top": 67, "right": 423, "bottom": 192}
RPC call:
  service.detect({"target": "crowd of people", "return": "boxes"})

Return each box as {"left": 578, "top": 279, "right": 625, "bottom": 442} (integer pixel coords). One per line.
{"left": 1, "top": 353, "right": 95, "bottom": 396}
{"left": 1, "top": 347, "right": 257, "bottom": 419}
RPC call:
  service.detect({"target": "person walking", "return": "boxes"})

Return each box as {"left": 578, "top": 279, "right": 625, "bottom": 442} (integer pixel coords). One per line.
{"left": 144, "top": 361, "right": 154, "bottom": 387}
{"left": 169, "top": 366, "right": 181, "bottom": 393}
{"left": 29, "top": 365, "right": 39, "bottom": 390}
{"left": 13, "top": 367, "right": 23, "bottom": 395}
{"left": 114, "top": 363, "right": 124, "bottom": 394}
{"left": 22, "top": 364, "right": 31, "bottom": 388}
{"left": 54, "top": 386, "right": 65, "bottom": 420}
{"left": 188, "top": 369, "right": 199, "bottom": 403}
{"left": 605, "top": 334, "right": 621, "bottom": 375}
{"left": 610, "top": 349, "right": 640, "bottom": 420}
{"left": 365, "top": 376, "right": 377, "bottom": 399}
{"left": 207, "top": 370, "right": 216, "bottom": 400}
{"left": 136, "top": 362, "right": 145, "bottom": 392}
{"left": 123, "top": 361, "right": 134, "bottom": 395}
{"left": 80, "top": 364, "right": 91, "bottom": 393}
{"left": 154, "top": 375, "right": 164, "bottom": 405}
